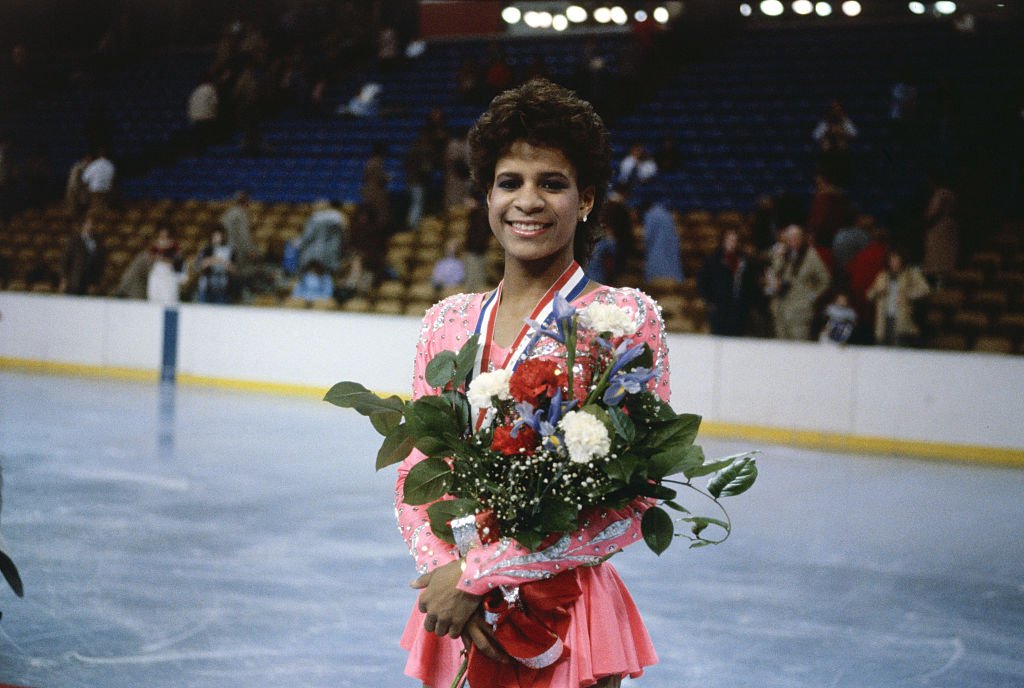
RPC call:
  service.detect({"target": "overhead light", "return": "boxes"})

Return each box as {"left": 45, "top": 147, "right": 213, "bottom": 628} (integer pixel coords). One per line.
{"left": 552, "top": 14, "right": 569, "bottom": 30}
{"left": 908, "top": 1, "right": 926, "bottom": 13}
{"left": 594, "top": 6, "right": 612, "bottom": 22}
{"left": 501, "top": 6, "right": 522, "bottom": 24}
{"left": 653, "top": 6, "right": 671, "bottom": 23}
{"left": 566, "top": 5, "right": 588, "bottom": 22}
{"left": 934, "top": 0, "right": 956, "bottom": 14}
{"left": 610, "top": 6, "right": 629, "bottom": 24}
{"left": 841, "top": 0, "right": 861, "bottom": 15}
{"left": 635, "top": 9, "right": 649, "bottom": 21}
{"left": 793, "top": 0, "right": 814, "bottom": 14}
{"left": 740, "top": 3, "right": 753, "bottom": 17}
{"left": 760, "top": 0, "right": 785, "bottom": 16}
{"left": 815, "top": 1, "right": 832, "bottom": 15}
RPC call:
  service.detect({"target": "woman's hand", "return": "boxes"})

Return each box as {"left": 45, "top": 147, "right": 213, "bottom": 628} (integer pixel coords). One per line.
{"left": 462, "top": 611, "right": 510, "bottom": 664}
{"left": 410, "top": 559, "right": 481, "bottom": 638}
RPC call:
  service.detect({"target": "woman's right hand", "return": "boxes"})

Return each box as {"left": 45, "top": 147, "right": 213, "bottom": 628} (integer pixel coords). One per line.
{"left": 462, "top": 611, "right": 510, "bottom": 664}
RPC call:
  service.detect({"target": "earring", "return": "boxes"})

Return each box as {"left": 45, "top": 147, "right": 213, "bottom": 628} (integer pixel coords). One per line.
{"left": 581, "top": 213, "right": 589, "bottom": 223}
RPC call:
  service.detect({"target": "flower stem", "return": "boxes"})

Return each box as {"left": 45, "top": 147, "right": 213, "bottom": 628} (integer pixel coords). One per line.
{"left": 565, "top": 317, "right": 577, "bottom": 402}
{"left": 449, "top": 655, "right": 469, "bottom": 688}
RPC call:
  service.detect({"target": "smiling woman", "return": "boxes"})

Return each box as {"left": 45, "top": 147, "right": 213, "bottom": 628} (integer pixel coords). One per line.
{"left": 392, "top": 79, "right": 668, "bottom": 688}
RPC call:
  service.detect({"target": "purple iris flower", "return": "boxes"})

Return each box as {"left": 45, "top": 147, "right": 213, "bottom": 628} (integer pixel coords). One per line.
{"left": 524, "top": 294, "right": 577, "bottom": 345}
{"left": 608, "top": 341, "right": 647, "bottom": 376}
{"left": 512, "top": 401, "right": 542, "bottom": 437}
{"left": 602, "top": 367, "right": 657, "bottom": 406}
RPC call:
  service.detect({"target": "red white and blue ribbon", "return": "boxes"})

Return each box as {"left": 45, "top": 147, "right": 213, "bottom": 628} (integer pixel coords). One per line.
{"left": 473, "top": 261, "right": 589, "bottom": 381}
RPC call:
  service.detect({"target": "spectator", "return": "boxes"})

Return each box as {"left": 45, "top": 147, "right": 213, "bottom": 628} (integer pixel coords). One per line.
{"left": 750, "top": 194, "right": 780, "bottom": 254}
{"left": 196, "top": 226, "right": 237, "bottom": 303}
{"left": 463, "top": 195, "right": 491, "bottom": 293}
{"left": 115, "top": 247, "right": 153, "bottom": 299}
{"left": 348, "top": 203, "right": 387, "bottom": 280}
{"left": 847, "top": 226, "right": 890, "bottom": 344}
{"left": 361, "top": 141, "right": 391, "bottom": 233}
{"left": 146, "top": 226, "right": 184, "bottom": 305}
{"left": 812, "top": 100, "right": 858, "bottom": 185}
{"left": 338, "top": 81, "right": 382, "bottom": 118}
{"left": 831, "top": 219, "right": 871, "bottom": 288}
{"left": 65, "top": 152, "right": 93, "bottom": 220}
{"left": 187, "top": 72, "right": 220, "bottom": 154}
{"left": 867, "top": 249, "right": 930, "bottom": 347}
{"left": 404, "top": 132, "right": 434, "bottom": 231}
{"left": 766, "top": 224, "right": 831, "bottom": 340}
{"left": 920, "top": 174, "right": 959, "bottom": 287}
{"left": 698, "top": 227, "right": 757, "bottom": 336}
{"left": 617, "top": 143, "right": 658, "bottom": 187}
{"left": 334, "top": 253, "right": 375, "bottom": 304}
{"left": 807, "top": 172, "right": 852, "bottom": 249}
{"left": 297, "top": 199, "right": 345, "bottom": 274}
{"left": 642, "top": 200, "right": 684, "bottom": 284}
{"left": 431, "top": 239, "right": 466, "bottom": 291}
{"left": 586, "top": 223, "right": 618, "bottom": 285}
{"left": 81, "top": 147, "right": 116, "bottom": 210}
{"left": 443, "top": 129, "right": 472, "bottom": 211}
{"left": 289, "top": 259, "right": 334, "bottom": 305}
{"left": 61, "top": 216, "right": 106, "bottom": 295}
{"left": 601, "top": 183, "right": 634, "bottom": 279}
{"left": 819, "top": 292, "right": 857, "bottom": 345}
{"left": 219, "top": 190, "right": 259, "bottom": 288}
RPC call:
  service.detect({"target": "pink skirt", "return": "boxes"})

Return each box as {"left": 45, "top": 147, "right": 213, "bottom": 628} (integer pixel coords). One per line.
{"left": 400, "top": 563, "right": 657, "bottom": 687}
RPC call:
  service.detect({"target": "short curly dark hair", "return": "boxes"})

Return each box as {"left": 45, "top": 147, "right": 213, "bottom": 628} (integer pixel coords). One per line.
{"left": 468, "top": 78, "right": 612, "bottom": 262}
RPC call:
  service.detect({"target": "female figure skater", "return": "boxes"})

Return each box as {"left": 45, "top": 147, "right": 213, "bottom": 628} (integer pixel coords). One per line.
{"left": 396, "top": 79, "right": 670, "bottom": 688}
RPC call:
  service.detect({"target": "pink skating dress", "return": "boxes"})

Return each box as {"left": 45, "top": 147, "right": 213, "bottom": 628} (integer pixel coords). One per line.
{"left": 397, "top": 286, "right": 670, "bottom": 688}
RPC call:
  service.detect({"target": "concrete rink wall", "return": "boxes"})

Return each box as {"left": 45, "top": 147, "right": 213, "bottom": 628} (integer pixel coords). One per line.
{"left": 1, "top": 292, "right": 1022, "bottom": 461}
{"left": 0, "top": 372, "right": 1021, "bottom": 688}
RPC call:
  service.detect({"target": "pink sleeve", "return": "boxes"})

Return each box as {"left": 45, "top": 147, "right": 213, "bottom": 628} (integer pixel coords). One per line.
{"left": 393, "top": 300, "right": 464, "bottom": 576}
{"left": 456, "top": 288, "right": 672, "bottom": 595}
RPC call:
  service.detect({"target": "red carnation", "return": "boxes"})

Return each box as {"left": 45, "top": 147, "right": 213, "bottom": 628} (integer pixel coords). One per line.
{"left": 475, "top": 510, "right": 500, "bottom": 544}
{"left": 491, "top": 424, "right": 540, "bottom": 456}
{"left": 509, "top": 359, "right": 567, "bottom": 404}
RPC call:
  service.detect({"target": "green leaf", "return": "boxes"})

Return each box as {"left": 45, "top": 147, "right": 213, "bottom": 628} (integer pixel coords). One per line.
{"left": 663, "top": 500, "right": 690, "bottom": 514}
{"left": 453, "top": 334, "right": 480, "bottom": 388}
{"left": 648, "top": 445, "right": 704, "bottom": 479}
{"left": 645, "top": 413, "right": 702, "bottom": 451}
{"left": 684, "top": 450, "right": 754, "bottom": 479}
{"left": 402, "top": 457, "right": 452, "bottom": 505}
{"left": 607, "top": 407, "right": 636, "bottom": 443}
{"left": 441, "top": 390, "right": 472, "bottom": 433}
{"left": 408, "top": 396, "right": 458, "bottom": 439}
{"left": 375, "top": 424, "right": 416, "bottom": 470}
{"left": 534, "top": 499, "right": 577, "bottom": 535}
{"left": 684, "top": 516, "right": 729, "bottom": 539}
{"left": 324, "top": 381, "right": 406, "bottom": 417}
{"left": 707, "top": 457, "right": 758, "bottom": 498}
{"left": 636, "top": 482, "right": 677, "bottom": 501}
{"left": 369, "top": 409, "right": 403, "bottom": 436}
{"left": 425, "top": 351, "right": 458, "bottom": 389}
{"left": 603, "top": 451, "right": 640, "bottom": 483}
{"left": 426, "top": 498, "right": 479, "bottom": 544}
{"left": 516, "top": 529, "right": 543, "bottom": 552}
{"left": 641, "top": 506, "right": 674, "bottom": 555}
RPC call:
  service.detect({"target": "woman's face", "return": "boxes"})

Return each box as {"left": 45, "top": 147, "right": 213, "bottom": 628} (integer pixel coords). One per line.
{"left": 487, "top": 141, "right": 594, "bottom": 268}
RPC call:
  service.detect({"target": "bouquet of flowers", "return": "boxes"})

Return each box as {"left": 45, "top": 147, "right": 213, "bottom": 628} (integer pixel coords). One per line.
{"left": 326, "top": 295, "right": 757, "bottom": 557}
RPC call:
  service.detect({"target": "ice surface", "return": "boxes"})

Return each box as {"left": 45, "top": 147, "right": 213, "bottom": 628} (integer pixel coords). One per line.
{"left": 0, "top": 371, "right": 1021, "bottom": 687}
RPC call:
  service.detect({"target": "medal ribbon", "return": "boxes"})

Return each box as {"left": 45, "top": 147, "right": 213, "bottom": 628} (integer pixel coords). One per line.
{"left": 470, "top": 262, "right": 589, "bottom": 427}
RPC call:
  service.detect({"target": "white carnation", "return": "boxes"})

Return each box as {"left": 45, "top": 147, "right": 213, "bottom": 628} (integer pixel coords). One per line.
{"left": 559, "top": 410, "right": 611, "bottom": 464}
{"left": 580, "top": 302, "right": 636, "bottom": 337}
{"left": 467, "top": 368, "right": 512, "bottom": 407}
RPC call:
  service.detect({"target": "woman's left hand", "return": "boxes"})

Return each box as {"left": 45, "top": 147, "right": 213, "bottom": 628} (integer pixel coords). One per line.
{"left": 411, "top": 559, "right": 481, "bottom": 638}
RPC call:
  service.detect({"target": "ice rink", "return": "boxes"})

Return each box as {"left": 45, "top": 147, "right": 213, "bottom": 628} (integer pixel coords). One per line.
{"left": 0, "top": 370, "right": 1022, "bottom": 688}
